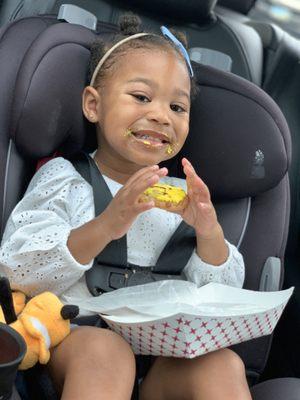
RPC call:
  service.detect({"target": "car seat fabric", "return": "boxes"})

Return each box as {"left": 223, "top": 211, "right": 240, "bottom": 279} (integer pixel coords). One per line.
{"left": 244, "top": 19, "right": 300, "bottom": 379}
{"left": 0, "top": 12, "right": 292, "bottom": 388}
{"left": 0, "top": 16, "right": 59, "bottom": 238}
{"left": 250, "top": 377, "right": 300, "bottom": 400}
{"left": 217, "top": 0, "right": 257, "bottom": 15}
{"left": 0, "top": 17, "right": 118, "bottom": 237}
{"left": 52, "top": 0, "right": 263, "bottom": 85}
{"left": 0, "top": 0, "right": 264, "bottom": 85}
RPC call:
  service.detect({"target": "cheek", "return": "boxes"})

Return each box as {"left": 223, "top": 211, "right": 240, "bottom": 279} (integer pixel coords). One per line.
{"left": 178, "top": 118, "right": 190, "bottom": 140}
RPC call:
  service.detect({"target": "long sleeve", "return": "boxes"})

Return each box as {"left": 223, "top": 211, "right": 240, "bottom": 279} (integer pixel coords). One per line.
{"left": 183, "top": 240, "right": 245, "bottom": 288}
{"left": 0, "top": 157, "right": 95, "bottom": 296}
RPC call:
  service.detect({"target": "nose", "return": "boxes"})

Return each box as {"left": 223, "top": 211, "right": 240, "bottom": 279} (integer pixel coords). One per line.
{"left": 61, "top": 305, "right": 79, "bottom": 320}
{"left": 146, "top": 102, "right": 171, "bottom": 126}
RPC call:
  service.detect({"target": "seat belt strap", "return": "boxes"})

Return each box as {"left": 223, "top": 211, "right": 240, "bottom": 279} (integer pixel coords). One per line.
{"left": 70, "top": 153, "right": 128, "bottom": 267}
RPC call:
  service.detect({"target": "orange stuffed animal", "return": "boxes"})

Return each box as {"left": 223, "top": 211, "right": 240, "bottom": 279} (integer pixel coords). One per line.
{"left": 0, "top": 277, "right": 79, "bottom": 369}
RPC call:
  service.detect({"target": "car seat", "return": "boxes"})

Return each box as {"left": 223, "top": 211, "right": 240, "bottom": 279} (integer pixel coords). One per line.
{"left": 0, "top": 4, "right": 298, "bottom": 400}
{"left": 217, "top": 0, "right": 257, "bottom": 16}
{"left": 0, "top": 0, "right": 264, "bottom": 85}
{"left": 210, "top": 0, "right": 300, "bottom": 380}
{"left": 245, "top": 14, "right": 300, "bottom": 375}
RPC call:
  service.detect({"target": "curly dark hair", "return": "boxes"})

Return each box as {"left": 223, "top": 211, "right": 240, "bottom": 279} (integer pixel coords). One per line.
{"left": 88, "top": 13, "right": 197, "bottom": 96}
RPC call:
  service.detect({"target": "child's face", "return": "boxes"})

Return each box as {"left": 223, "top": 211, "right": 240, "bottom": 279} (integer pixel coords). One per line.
{"left": 89, "top": 48, "right": 190, "bottom": 169}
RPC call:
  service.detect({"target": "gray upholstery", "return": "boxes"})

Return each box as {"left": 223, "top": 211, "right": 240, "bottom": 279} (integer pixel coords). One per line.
{"left": 251, "top": 378, "right": 300, "bottom": 400}
{"left": 235, "top": 16, "right": 300, "bottom": 380}
{"left": 0, "top": 0, "right": 264, "bottom": 85}
{"left": 218, "top": 0, "right": 257, "bottom": 15}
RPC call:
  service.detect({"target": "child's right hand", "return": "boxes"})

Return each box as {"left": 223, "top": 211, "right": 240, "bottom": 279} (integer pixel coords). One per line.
{"left": 101, "top": 165, "right": 168, "bottom": 241}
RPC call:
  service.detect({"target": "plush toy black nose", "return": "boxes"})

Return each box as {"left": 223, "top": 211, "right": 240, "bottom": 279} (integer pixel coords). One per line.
{"left": 61, "top": 305, "right": 79, "bottom": 320}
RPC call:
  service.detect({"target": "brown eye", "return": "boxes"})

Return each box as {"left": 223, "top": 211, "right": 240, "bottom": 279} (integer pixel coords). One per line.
{"left": 170, "top": 104, "right": 185, "bottom": 113}
{"left": 132, "top": 94, "right": 150, "bottom": 103}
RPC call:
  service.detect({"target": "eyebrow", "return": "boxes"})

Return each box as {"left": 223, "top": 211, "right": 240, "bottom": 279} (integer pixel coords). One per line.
{"left": 126, "top": 77, "right": 190, "bottom": 101}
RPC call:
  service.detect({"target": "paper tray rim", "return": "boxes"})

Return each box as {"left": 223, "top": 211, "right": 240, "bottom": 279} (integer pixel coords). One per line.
{"left": 99, "top": 303, "right": 286, "bottom": 325}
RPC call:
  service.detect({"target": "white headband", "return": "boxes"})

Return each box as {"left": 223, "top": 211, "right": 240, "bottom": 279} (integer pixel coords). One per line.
{"left": 90, "top": 32, "right": 150, "bottom": 87}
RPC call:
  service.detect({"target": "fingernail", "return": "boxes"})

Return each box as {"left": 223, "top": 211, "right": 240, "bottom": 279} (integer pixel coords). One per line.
{"left": 152, "top": 165, "right": 159, "bottom": 169}
{"left": 149, "top": 174, "right": 159, "bottom": 182}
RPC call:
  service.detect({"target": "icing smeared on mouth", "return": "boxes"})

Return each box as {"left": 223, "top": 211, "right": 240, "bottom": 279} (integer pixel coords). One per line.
{"left": 124, "top": 128, "right": 133, "bottom": 137}
{"left": 166, "top": 144, "right": 174, "bottom": 155}
{"left": 124, "top": 128, "right": 177, "bottom": 155}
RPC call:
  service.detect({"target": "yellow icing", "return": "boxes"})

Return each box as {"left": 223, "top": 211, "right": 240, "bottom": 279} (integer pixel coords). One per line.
{"left": 124, "top": 128, "right": 133, "bottom": 137}
{"left": 166, "top": 144, "right": 173, "bottom": 155}
{"left": 144, "top": 183, "right": 186, "bottom": 204}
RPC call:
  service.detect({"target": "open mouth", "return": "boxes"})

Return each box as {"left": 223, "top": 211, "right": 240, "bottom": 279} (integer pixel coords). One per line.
{"left": 131, "top": 130, "right": 171, "bottom": 147}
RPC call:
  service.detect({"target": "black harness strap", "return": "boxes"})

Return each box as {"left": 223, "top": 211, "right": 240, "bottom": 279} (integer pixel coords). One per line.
{"left": 70, "top": 153, "right": 128, "bottom": 267}
{"left": 70, "top": 153, "right": 196, "bottom": 295}
{"left": 155, "top": 221, "right": 196, "bottom": 274}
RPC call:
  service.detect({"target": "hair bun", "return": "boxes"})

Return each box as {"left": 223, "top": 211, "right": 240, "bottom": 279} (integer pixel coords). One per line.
{"left": 170, "top": 29, "right": 188, "bottom": 49}
{"left": 119, "top": 14, "right": 142, "bottom": 35}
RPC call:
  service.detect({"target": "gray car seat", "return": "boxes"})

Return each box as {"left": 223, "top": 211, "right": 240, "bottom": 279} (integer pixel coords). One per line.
{"left": 0, "top": 4, "right": 298, "bottom": 400}
{"left": 252, "top": 25, "right": 300, "bottom": 388}
{"left": 214, "top": 0, "right": 300, "bottom": 382}
{"left": 0, "top": 0, "right": 264, "bottom": 85}
{"left": 217, "top": 0, "right": 257, "bottom": 16}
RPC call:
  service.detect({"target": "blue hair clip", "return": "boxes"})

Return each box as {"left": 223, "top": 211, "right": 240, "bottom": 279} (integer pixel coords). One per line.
{"left": 160, "top": 26, "right": 194, "bottom": 78}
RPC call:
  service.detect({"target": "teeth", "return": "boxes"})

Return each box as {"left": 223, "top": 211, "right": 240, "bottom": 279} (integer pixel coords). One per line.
{"left": 138, "top": 135, "right": 162, "bottom": 143}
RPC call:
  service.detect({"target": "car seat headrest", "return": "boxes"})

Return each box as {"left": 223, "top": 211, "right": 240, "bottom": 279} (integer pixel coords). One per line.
{"left": 9, "top": 22, "right": 290, "bottom": 201}
{"left": 119, "top": 0, "right": 217, "bottom": 23}
{"left": 10, "top": 23, "right": 96, "bottom": 158}
{"left": 217, "top": 0, "right": 257, "bottom": 15}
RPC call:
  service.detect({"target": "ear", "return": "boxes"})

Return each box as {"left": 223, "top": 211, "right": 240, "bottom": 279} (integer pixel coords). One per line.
{"left": 19, "top": 314, "right": 50, "bottom": 364}
{"left": 82, "top": 85, "right": 101, "bottom": 123}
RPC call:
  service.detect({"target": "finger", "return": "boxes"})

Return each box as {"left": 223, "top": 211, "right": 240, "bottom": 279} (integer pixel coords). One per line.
{"left": 183, "top": 164, "right": 210, "bottom": 202}
{"left": 182, "top": 164, "right": 197, "bottom": 193}
{"left": 125, "top": 164, "right": 160, "bottom": 187}
{"left": 133, "top": 199, "right": 156, "bottom": 214}
{"left": 193, "top": 176, "right": 211, "bottom": 202}
{"left": 126, "top": 168, "right": 168, "bottom": 202}
{"left": 182, "top": 159, "right": 197, "bottom": 185}
{"left": 182, "top": 157, "right": 194, "bottom": 171}
{"left": 182, "top": 158, "right": 200, "bottom": 178}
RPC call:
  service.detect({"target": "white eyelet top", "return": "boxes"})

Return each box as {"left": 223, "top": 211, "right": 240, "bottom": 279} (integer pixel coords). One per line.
{"left": 0, "top": 157, "right": 244, "bottom": 314}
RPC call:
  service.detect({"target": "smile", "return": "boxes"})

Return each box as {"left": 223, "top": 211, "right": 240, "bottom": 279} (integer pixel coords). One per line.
{"left": 129, "top": 129, "right": 171, "bottom": 148}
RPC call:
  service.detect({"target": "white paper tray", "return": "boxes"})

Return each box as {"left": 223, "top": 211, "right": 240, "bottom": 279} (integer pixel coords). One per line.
{"left": 65, "top": 281, "right": 294, "bottom": 358}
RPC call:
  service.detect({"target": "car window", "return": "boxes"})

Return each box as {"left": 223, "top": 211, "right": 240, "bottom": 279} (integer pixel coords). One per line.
{"left": 249, "top": 0, "right": 300, "bottom": 38}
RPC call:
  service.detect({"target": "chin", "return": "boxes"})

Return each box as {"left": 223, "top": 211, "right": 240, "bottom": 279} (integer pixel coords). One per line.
{"left": 136, "top": 156, "right": 166, "bottom": 167}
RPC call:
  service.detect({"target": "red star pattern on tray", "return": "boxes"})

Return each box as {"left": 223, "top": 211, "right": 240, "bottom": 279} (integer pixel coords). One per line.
{"left": 105, "top": 303, "right": 286, "bottom": 358}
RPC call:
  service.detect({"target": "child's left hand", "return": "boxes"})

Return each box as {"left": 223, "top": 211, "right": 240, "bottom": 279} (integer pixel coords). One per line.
{"left": 179, "top": 158, "right": 221, "bottom": 239}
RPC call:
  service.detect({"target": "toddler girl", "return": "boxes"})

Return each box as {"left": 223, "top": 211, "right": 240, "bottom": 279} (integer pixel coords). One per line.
{"left": 0, "top": 14, "right": 252, "bottom": 400}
